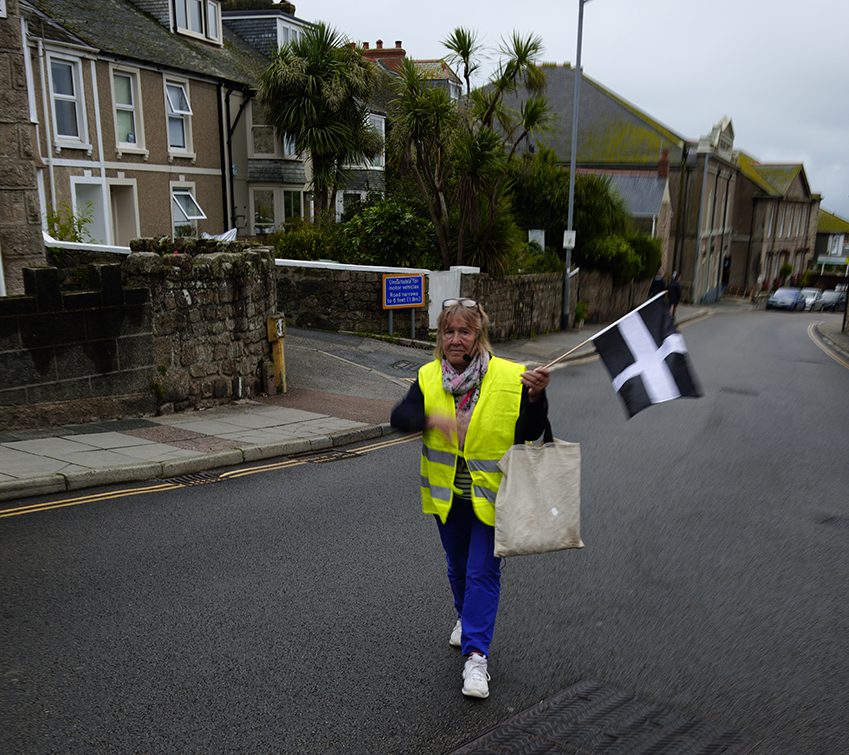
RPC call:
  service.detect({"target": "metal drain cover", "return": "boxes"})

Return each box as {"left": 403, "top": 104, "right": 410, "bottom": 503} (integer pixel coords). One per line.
{"left": 300, "top": 449, "right": 362, "bottom": 464}
{"left": 165, "top": 472, "right": 222, "bottom": 485}
{"left": 391, "top": 360, "right": 421, "bottom": 371}
{"left": 450, "top": 679, "right": 754, "bottom": 754}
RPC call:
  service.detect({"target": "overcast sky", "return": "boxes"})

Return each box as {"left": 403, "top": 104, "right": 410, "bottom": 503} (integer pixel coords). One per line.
{"left": 303, "top": 0, "right": 849, "bottom": 219}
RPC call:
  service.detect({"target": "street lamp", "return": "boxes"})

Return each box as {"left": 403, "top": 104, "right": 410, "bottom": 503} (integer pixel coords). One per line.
{"left": 562, "top": 0, "right": 591, "bottom": 329}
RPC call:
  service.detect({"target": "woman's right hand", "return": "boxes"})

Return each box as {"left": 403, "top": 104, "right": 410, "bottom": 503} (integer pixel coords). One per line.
{"left": 426, "top": 413, "right": 458, "bottom": 443}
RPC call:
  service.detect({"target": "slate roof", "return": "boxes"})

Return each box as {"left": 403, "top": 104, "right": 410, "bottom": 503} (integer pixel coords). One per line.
{"left": 500, "top": 64, "right": 687, "bottom": 167}
{"left": 817, "top": 209, "right": 849, "bottom": 234}
{"left": 23, "top": 0, "right": 266, "bottom": 87}
{"left": 605, "top": 174, "right": 667, "bottom": 217}
{"left": 736, "top": 152, "right": 809, "bottom": 198}
{"left": 413, "top": 59, "right": 461, "bottom": 85}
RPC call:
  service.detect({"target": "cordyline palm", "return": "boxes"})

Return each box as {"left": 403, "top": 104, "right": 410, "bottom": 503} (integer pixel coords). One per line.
{"left": 390, "top": 58, "right": 458, "bottom": 267}
{"left": 257, "top": 22, "right": 380, "bottom": 218}
{"left": 392, "top": 28, "right": 549, "bottom": 271}
{"left": 441, "top": 27, "right": 482, "bottom": 96}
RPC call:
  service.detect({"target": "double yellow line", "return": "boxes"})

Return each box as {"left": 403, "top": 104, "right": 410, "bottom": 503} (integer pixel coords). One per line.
{"left": 0, "top": 434, "right": 420, "bottom": 520}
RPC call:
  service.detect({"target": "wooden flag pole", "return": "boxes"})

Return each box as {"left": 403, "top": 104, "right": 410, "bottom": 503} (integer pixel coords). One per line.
{"left": 540, "top": 291, "right": 668, "bottom": 370}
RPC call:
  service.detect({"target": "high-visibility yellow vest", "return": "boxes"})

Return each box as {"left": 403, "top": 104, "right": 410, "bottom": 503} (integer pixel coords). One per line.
{"left": 419, "top": 356, "right": 524, "bottom": 525}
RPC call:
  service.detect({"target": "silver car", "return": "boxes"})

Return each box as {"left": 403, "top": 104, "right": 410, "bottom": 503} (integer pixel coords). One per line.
{"left": 800, "top": 288, "right": 823, "bottom": 311}
{"left": 766, "top": 287, "right": 806, "bottom": 311}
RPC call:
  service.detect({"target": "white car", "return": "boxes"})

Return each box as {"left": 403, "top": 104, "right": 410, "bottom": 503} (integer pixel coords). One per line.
{"left": 800, "top": 287, "right": 823, "bottom": 311}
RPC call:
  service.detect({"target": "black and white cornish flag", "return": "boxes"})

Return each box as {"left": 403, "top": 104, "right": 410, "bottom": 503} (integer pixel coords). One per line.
{"left": 592, "top": 295, "right": 702, "bottom": 418}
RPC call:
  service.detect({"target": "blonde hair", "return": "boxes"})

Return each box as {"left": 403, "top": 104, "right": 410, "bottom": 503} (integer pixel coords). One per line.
{"left": 434, "top": 302, "right": 493, "bottom": 361}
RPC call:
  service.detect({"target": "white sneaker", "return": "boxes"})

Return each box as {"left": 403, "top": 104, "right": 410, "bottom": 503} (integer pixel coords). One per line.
{"left": 449, "top": 619, "right": 462, "bottom": 647}
{"left": 462, "top": 654, "right": 490, "bottom": 698}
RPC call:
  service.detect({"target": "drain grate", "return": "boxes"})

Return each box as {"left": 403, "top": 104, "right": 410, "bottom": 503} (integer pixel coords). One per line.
{"left": 449, "top": 679, "right": 754, "bottom": 755}
{"left": 299, "top": 449, "right": 362, "bottom": 464}
{"left": 391, "top": 360, "right": 421, "bottom": 371}
{"left": 165, "top": 471, "right": 222, "bottom": 485}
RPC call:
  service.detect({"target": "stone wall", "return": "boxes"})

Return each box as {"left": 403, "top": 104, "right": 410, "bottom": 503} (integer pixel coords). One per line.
{"left": 0, "top": 0, "right": 45, "bottom": 295}
{"left": 122, "top": 248, "right": 278, "bottom": 413}
{"left": 0, "top": 265, "right": 156, "bottom": 429}
{"left": 275, "top": 263, "right": 567, "bottom": 342}
{"left": 576, "top": 269, "right": 650, "bottom": 324}
{"left": 276, "top": 264, "right": 431, "bottom": 338}
{"left": 460, "top": 272, "right": 563, "bottom": 341}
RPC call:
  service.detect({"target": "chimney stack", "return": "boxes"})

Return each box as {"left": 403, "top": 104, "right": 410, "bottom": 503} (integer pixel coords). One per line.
{"left": 658, "top": 148, "right": 669, "bottom": 179}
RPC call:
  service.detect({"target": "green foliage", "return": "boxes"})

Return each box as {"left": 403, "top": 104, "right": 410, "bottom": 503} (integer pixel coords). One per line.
{"left": 581, "top": 235, "right": 636, "bottom": 284}
{"left": 389, "top": 28, "right": 549, "bottom": 271}
{"left": 257, "top": 22, "right": 380, "bottom": 215}
{"left": 779, "top": 262, "right": 793, "bottom": 282}
{"left": 507, "top": 147, "right": 568, "bottom": 251}
{"left": 46, "top": 202, "right": 93, "bottom": 242}
{"left": 575, "top": 300, "right": 589, "bottom": 322}
{"left": 503, "top": 240, "right": 564, "bottom": 275}
{"left": 272, "top": 216, "right": 349, "bottom": 261}
{"left": 628, "top": 234, "right": 663, "bottom": 280}
{"left": 342, "top": 197, "right": 440, "bottom": 268}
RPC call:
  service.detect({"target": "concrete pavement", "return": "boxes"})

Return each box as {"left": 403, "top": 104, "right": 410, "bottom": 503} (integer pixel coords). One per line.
{"left": 1, "top": 301, "right": 846, "bottom": 504}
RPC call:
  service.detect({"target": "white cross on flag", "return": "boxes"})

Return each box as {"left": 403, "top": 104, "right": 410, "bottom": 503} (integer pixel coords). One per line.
{"left": 592, "top": 294, "right": 702, "bottom": 418}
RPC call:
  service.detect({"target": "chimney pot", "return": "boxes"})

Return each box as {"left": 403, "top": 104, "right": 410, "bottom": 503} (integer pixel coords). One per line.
{"left": 395, "top": 40, "right": 402, "bottom": 48}
{"left": 376, "top": 39, "right": 383, "bottom": 49}
{"left": 363, "top": 41, "right": 369, "bottom": 50}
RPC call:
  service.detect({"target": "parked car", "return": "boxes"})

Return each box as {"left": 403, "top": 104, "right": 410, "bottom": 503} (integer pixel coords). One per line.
{"left": 818, "top": 289, "right": 847, "bottom": 312}
{"left": 766, "top": 287, "right": 807, "bottom": 311}
{"left": 800, "top": 287, "right": 823, "bottom": 311}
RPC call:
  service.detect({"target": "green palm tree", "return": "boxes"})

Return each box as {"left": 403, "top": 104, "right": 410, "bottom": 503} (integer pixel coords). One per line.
{"left": 257, "top": 22, "right": 381, "bottom": 218}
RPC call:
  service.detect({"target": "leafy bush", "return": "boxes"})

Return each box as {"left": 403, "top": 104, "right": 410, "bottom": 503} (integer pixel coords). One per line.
{"left": 504, "top": 240, "right": 564, "bottom": 274}
{"left": 272, "top": 217, "right": 349, "bottom": 261}
{"left": 628, "top": 234, "right": 663, "bottom": 280}
{"left": 342, "top": 197, "right": 440, "bottom": 268}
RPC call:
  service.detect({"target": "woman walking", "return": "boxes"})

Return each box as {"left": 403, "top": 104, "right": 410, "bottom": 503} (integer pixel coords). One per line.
{"left": 390, "top": 298, "right": 550, "bottom": 698}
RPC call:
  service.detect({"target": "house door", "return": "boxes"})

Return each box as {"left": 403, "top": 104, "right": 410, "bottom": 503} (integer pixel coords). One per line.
{"left": 110, "top": 184, "right": 138, "bottom": 246}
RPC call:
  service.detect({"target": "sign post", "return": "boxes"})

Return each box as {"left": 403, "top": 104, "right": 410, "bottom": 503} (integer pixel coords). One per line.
{"left": 382, "top": 273, "right": 426, "bottom": 338}
{"left": 266, "top": 314, "right": 287, "bottom": 394}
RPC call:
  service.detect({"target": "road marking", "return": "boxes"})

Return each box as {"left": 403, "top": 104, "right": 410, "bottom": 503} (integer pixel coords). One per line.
{"left": 0, "top": 482, "right": 181, "bottom": 519}
{"left": 0, "top": 434, "right": 421, "bottom": 519}
{"left": 808, "top": 322, "right": 849, "bottom": 370}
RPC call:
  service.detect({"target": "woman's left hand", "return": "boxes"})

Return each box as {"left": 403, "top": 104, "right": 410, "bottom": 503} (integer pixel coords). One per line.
{"left": 521, "top": 366, "right": 550, "bottom": 402}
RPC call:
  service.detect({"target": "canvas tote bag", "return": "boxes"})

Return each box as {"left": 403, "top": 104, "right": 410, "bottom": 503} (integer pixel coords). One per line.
{"left": 493, "top": 421, "right": 584, "bottom": 557}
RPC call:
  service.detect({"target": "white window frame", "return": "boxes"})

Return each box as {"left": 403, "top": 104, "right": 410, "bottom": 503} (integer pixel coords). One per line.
{"left": 249, "top": 186, "right": 304, "bottom": 235}
{"left": 366, "top": 113, "right": 385, "bottom": 169}
{"left": 277, "top": 21, "right": 303, "bottom": 49}
{"left": 174, "top": 0, "right": 222, "bottom": 45}
{"left": 170, "top": 182, "right": 206, "bottom": 237}
{"left": 249, "top": 101, "right": 298, "bottom": 159}
{"left": 47, "top": 53, "right": 90, "bottom": 152}
{"left": 110, "top": 65, "right": 147, "bottom": 156}
{"left": 164, "top": 78, "right": 194, "bottom": 159}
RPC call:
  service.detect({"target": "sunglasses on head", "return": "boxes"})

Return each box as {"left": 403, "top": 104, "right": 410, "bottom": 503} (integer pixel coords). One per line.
{"left": 442, "top": 298, "right": 479, "bottom": 310}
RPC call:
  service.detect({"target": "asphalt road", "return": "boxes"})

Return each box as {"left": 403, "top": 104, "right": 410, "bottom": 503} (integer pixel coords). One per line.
{"left": 1, "top": 309, "right": 847, "bottom": 753}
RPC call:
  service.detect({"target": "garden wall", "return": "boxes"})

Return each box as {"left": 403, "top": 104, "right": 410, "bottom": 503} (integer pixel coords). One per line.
{"left": 122, "top": 248, "right": 278, "bottom": 413}
{"left": 0, "top": 264, "right": 156, "bottom": 429}
{"left": 576, "top": 269, "right": 651, "bottom": 324}
{"left": 0, "top": 244, "right": 278, "bottom": 430}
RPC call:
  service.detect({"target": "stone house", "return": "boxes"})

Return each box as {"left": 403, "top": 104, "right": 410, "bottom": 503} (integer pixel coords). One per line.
{"left": 17, "top": 0, "right": 271, "bottom": 254}
{"left": 812, "top": 208, "right": 849, "bottom": 273}
{"left": 222, "top": 3, "right": 388, "bottom": 223}
{"left": 0, "top": 0, "right": 44, "bottom": 295}
{"left": 729, "top": 153, "right": 820, "bottom": 292}
{"left": 499, "top": 65, "right": 823, "bottom": 304}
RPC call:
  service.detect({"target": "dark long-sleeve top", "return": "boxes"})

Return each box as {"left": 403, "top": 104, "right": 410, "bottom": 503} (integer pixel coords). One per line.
{"left": 390, "top": 374, "right": 549, "bottom": 445}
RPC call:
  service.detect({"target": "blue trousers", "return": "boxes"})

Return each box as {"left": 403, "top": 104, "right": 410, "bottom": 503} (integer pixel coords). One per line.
{"left": 435, "top": 497, "right": 501, "bottom": 657}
